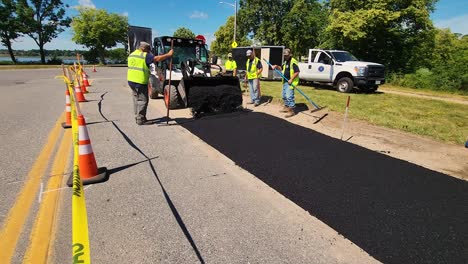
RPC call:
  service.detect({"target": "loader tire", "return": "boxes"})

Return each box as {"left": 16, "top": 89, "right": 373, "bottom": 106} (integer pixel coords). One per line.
{"left": 164, "top": 85, "right": 184, "bottom": 110}
{"left": 149, "top": 75, "right": 160, "bottom": 99}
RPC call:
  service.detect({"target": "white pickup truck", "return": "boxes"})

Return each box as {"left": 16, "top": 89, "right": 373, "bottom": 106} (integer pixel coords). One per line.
{"left": 298, "top": 49, "right": 385, "bottom": 93}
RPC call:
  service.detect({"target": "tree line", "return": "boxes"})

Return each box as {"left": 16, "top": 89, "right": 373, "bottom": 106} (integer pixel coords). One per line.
{"left": 211, "top": 0, "right": 468, "bottom": 92}
{"left": 0, "top": 49, "right": 86, "bottom": 57}
{"left": 0, "top": 0, "right": 129, "bottom": 64}
{"left": 2, "top": 0, "right": 466, "bottom": 91}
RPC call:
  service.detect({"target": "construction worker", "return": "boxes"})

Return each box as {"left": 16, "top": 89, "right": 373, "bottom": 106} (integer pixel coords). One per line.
{"left": 127, "top": 41, "right": 173, "bottom": 125}
{"left": 245, "top": 49, "right": 262, "bottom": 106}
{"left": 224, "top": 52, "right": 237, "bottom": 76}
{"left": 272, "top": 48, "right": 300, "bottom": 118}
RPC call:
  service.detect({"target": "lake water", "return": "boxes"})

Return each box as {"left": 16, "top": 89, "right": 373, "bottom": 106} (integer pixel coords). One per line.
{"left": 0, "top": 56, "right": 87, "bottom": 64}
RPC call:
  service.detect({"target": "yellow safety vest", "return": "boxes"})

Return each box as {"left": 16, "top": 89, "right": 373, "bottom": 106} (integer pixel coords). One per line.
{"left": 225, "top": 59, "right": 237, "bottom": 71}
{"left": 127, "top": 50, "right": 150, "bottom": 85}
{"left": 282, "top": 57, "right": 299, "bottom": 86}
{"left": 246, "top": 57, "right": 260, "bottom": 80}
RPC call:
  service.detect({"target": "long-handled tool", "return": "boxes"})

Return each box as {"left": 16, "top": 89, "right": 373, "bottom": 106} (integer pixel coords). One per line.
{"left": 166, "top": 39, "right": 174, "bottom": 124}
{"left": 263, "top": 59, "right": 325, "bottom": 113}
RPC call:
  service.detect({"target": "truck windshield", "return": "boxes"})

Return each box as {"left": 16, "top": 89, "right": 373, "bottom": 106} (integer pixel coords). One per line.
{"left": 331, "top": 51, "right": 358, "bottom": 62}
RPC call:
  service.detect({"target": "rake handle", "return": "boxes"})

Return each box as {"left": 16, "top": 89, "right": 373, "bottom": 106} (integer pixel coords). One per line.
{"left": 263, "top": 59, "right": 320, "bottom": 109}
{"left": 166, "top": 40, "right": 174, "bottom": 124}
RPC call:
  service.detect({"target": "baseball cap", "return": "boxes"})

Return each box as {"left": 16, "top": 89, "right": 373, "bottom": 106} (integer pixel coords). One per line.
{"left": 246, "top": 50, "right": 252, "bottom": 56}
{"left": 228, "top": 53, "right": 232, "bottom": 57}
{"left": 283, "top": 49, "right": 291, "bottom": 56}
{"left": 139, "top": 41, "right": 151, "bottom": 50}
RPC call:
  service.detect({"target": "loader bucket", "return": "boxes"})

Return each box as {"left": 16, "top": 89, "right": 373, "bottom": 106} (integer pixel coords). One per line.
{"left": 177, "top": 76, "right": 242, "bottom": 116}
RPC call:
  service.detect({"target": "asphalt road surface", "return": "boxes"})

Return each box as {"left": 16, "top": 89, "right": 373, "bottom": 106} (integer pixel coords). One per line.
{"left": 0, "top": 67, "right": 466, "bottom": 264}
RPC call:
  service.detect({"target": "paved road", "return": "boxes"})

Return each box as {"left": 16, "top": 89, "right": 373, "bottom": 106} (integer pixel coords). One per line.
{"left": 0, "top": 67, "right": 379, "bottom": 263}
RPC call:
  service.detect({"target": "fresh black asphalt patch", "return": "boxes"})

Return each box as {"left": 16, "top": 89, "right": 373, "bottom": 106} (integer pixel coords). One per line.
{"left": 180, "top": 112, "right": 468, "bottom": 264}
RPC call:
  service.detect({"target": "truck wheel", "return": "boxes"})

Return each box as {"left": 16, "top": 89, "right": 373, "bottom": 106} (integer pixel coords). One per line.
{"left": 336, "top": 77, "right": 354, "bottom": 93}
{"left": 164, "top": 85, "right": 184, "bottom": 110}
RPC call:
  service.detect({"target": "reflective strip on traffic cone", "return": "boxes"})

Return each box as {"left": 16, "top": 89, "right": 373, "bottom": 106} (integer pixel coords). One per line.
{"left": 82, "top": 72, "right": 91, "bottom": 87}
{"left": 78, "top": 115, "right": 98, "bottom": 179}
{"left": 67, "top": 114, "right": 108, "bottom": 186}
{"left": 81, "top": 83, "right": 88, "bottom": 94}
{"left": 61, "top": 89, "right": 72, "bottom": 129}
{"left": 74, "top": 78, "right": 87, "bottom": 102}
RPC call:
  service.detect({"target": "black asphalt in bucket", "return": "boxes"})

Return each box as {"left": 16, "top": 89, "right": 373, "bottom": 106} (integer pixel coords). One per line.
{"left": 180, "top": 112, "right": 468, "bottom": 264}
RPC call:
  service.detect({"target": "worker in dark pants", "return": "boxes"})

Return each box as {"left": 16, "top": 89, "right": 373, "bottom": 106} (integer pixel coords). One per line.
{"left": 127, "top": 41, "right": 173, "bottom": 125}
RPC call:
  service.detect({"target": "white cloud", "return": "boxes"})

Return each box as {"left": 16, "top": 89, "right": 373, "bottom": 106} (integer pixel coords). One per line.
{"left": 434, "top": 14, "right": 468, "bottom": 35}
{"left": 190, "top": 11, "right": 208, "bottom": 19}
{"left": 78, "top": 0, "right": 96, "bottom": 9}
{"left": 122, "top": 11, "right": 129, "bottom": 17}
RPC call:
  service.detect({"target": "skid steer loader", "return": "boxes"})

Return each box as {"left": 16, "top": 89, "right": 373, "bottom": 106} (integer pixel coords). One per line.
{"left": 150, "top": 36, "right": 242, "bottom": 117}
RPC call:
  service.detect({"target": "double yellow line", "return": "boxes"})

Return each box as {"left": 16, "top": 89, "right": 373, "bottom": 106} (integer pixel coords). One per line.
{"left": 0, "top": 113, "right": 72, "bottom": 264}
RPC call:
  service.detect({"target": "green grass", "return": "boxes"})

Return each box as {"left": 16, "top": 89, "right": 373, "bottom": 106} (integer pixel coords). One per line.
{"left": 259, "top": 81, "right": 468, "bottom": 145}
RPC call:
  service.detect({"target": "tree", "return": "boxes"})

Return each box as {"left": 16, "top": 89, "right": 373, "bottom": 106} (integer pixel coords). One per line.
{"left": 107, "top": 48, "right": 127, "bottom": 64}
{"left": 326, "top": 0, "right": 437, "bottom": 72}
{"left": 280, "top": 0, "right": 327, "bottom": 58}
{"left": 16, "top": 0, "right": 71, "bottom": 64}
{"left": 430, "top": 29, "right": 468, "bottom": 91}
{"left": 211, "top": 16, "right": 251, "bottom": 55}
{"left": 71, "top": 8, "right": 128, "bottom": 64}
{"left": 0, "top": 0, "right": 21, "bottom": 63}
{"left": 238, "top": 0, "right": 293, "bottom": 45}
{"left": 173, "top": 27, "right": 196, "bottom": 39}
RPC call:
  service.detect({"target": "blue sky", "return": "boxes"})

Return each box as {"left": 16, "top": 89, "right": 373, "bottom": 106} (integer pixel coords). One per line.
{"left": 2, "top": 0, "right": 467, "bottom": 51}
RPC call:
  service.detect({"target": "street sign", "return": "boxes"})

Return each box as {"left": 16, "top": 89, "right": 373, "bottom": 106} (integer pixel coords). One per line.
{"left": 231, "top": 41, "right": 238, "bottom": 48}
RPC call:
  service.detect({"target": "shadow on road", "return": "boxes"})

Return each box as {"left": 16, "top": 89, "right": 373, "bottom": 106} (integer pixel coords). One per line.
{"left": 97, "top": 92, "right": 206, "bottom": 264}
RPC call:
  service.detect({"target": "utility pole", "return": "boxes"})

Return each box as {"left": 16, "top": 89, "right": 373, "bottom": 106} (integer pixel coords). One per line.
{"left": 220, "top": 1, "right": 237, "bottom": 43}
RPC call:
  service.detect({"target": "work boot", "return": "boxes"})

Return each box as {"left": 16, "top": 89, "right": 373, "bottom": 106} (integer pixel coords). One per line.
{"left": 136, "top": 117, "right": 148, "bottom": 125}
{"left": 279, "top": 105, "right": 289, "bottom": 113}
{"left": 284, "top": 108, "right": 295, "bottom": 118}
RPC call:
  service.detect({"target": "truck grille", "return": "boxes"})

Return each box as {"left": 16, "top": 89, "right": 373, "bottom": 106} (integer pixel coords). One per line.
{"left": 367, "top": 66, "right": 385, "bottom": 78}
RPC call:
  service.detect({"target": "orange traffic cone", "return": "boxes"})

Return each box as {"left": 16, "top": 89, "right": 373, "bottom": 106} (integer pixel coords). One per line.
{"left": 74, "top": 77, "right": 87, "bottom": 102}
{"left": 92, "top": 65, "right": 97, "bottom": 72}
{"left": 67, "top": 114, "right": 108, "bottom": 186}
{"left": 81, "top": 83, "right": 88, "bottom": 94}
{"left": 61, "top": 88, "right": 72, "bottom": 129}
{"left": 82, "top": 72, "right": 91, "bottom": 87}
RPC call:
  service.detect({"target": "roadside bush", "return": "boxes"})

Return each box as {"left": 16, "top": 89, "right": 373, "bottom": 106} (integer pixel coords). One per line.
{"left": 399, "top": 68, "right": 434, "bottom": 89}
{"left": 389, "top": 67, "right": 468, "bottom": 94}
{"left": 82, "top": 49, "right": 100, "bottom": 64}
{"left": 47, "top": 56, "right": 63, "bottom": 65}
{"left": 107, "top": 48, "right": 127, "bottom": 64}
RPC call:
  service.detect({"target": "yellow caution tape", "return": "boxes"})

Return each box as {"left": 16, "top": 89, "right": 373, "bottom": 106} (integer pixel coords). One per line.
{"left": 68, "top": 85, "right": 92, "bottom": 264}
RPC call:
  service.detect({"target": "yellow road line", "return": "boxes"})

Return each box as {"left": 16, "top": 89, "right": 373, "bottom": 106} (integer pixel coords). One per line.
{"left": 0, "top": 113, "right": 64, "bottom": 263}
{"left": 23, "top": 129, "right": 72, "bottom": 264}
